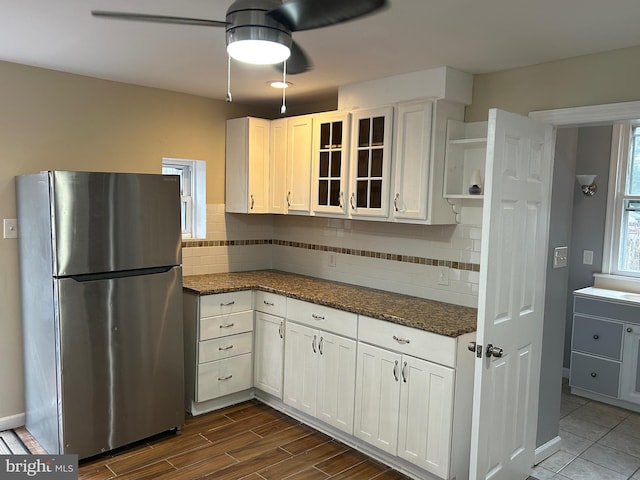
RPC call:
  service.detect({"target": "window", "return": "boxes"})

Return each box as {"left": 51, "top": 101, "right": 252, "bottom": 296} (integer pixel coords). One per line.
{"left": 604, "top": 124, "right": 640, "bottom": 276}
{"left": 162, "top": 158, "right": 206, "bottom": 239}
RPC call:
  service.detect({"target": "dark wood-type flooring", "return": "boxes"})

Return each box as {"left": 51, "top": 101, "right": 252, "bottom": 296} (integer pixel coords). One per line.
{"left": 15, "top": 400, "right": 539, "bottom": 480}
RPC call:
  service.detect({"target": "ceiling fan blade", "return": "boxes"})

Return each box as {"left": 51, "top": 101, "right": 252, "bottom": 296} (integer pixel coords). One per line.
{"left": 91, "top": 11, "right": 227, "bottom": 28}
{"left": 274, "top": 40, "right": 311, "bottom": 75}
{"left": 267, "top": 0, "right": 388, "bottom": 31}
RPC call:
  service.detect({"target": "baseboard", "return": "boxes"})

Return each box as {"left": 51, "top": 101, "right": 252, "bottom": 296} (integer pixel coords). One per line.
{"left": 0, "top": 413, "right": 25, "bottom": 431}
{"left": 534, "top": 435, "right": 561, "bottom": 464}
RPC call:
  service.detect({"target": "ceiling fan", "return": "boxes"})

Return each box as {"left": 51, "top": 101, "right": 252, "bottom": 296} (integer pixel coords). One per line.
{"left": 91, "top": 0, "right": 389, "bottom": 75}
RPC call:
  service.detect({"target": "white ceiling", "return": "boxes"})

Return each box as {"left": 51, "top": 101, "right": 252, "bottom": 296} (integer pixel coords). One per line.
{"left": 2, "top": 0, "right": 640, "bottom": 110}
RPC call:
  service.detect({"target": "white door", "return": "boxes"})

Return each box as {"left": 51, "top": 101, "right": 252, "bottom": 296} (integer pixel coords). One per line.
{"left": 316, "top": 332, "right": 357, "bottom": 434}
{"left": 470, "top": 109, "right": 553, "bottom": 479}
{"left": 269, "top": 118, "right": 288, "bottom": 214}
{"left": 248, "top": 118, "right": 270, "bottom": 213}
{"left": 253, "top": 312, "right": 284, "bottom": 398}
{"left": 397, "top": 355, "right": 454, "bottom": 478}
{"left": 286, "top": 115, "right": 313, "bottom": 213}
{"left": 283, "top": 322, "right": 317, "bottom": 415}
{"left": 354, "top": 342, "right": 401, "bottom": 454}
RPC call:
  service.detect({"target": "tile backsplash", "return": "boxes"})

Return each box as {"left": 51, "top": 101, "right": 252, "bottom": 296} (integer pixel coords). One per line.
{"left": 182, "top": 204, "right": 481, "bottom": 308}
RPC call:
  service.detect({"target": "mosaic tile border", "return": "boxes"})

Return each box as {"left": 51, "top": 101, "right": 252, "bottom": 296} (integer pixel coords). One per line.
{"left": 182, "top": 239, "right": 480, "bottom": 272}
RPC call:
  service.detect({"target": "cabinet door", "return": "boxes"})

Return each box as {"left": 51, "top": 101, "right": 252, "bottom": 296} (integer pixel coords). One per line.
{"left": 349, "top": 107, "right": 393, "bottom": 218}
{"left": 312, "top": 112, "right": 350, "bottom": 216}
{"left": 354, "top": 342, "right": 401, "bottom": 454}
{"left": 286, "top": 115, "right": 313, "bottom": 213}
{"left": 270, "top": 118, "right": 288, "bottom": 214}
{"left": 316, "top": 332, "right": 357, "bottom": 434}
{"left": 392, "top": 101, "right": 433, "bottom": 221}
{"left": 621, "top": 324, "right": 640, "bottom": 404}
{"left": 397, "top": 356, "right": 454, "bottom": 478}
{"left": 283, "top": 322, "right": 317, "bottom": 415}
{"left": 254, "top": 312, "right": 284, "bottom": 398}
{"left": 247, "top": 118, "right": 270, "bottom": 213}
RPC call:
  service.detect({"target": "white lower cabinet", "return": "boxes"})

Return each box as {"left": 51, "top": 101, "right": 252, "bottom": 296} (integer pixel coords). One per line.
{"left": 253, "top": 292, "right": 286, "bottom": 399}
{"left": 284, "top": 321, "right": 357, "bottom": 435}
{"left": 355, "top": 317, "right": 456, "bottom": 479}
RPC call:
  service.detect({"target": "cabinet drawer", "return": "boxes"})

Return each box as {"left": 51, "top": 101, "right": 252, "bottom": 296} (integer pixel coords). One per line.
{"left": 574, "top": 296, "right": 640, "bottom": 324}
{"left": 200, "top": 310, "right": 253, "bottom": 341}
{"left": 358, "top": 315, "right": 457, "bottom": 368}
{"left": 287, "top": 298, "right": 357, "bottom": 339}
{"left": 572, "top": 315, "right": 623, "bottom": 360}
{"left": 196, "top": 353, "right": 253, "bottom": 402}
{"left": 570, "top": 352, "right": 620, "bottom": 398}
{"left": 200, "top": 291, "right": 253, "bottom": 318}
{"left": 255, "top": 291, "right": 286, "bottom": 317}
{"left": 199, "top": 332, "right": 253, "bottom": 364}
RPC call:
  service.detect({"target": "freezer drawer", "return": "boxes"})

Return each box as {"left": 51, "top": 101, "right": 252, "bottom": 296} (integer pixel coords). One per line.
{"left": 56, "top": 267, "right": 184, "bottom": 459}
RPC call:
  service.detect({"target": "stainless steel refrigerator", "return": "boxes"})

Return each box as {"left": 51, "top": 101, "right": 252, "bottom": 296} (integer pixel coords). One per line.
{"left": 16, "top": 171, "right": 185, "bottom": 460}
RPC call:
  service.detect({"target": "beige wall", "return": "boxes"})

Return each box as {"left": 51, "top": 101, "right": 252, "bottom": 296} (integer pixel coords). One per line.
{"left": 0, "top": 60, "right": 274, "bottom": 422}
{"left": 466, "top": 45, "right": 640, "bottom": 121}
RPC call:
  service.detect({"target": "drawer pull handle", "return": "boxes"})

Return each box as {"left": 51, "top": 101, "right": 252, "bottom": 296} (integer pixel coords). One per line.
{"left": 312, "top": 314, "right": 325, "bottom": 320}
{"left": 218, "top": 374, "right": 233, "bottom": 381}
{"left": 402, "top": 361, "right": 408, "bottom": 383}
{"left": 319, "top": 336, "right": 324, "bottom": 355}
{"left": 279, "top": 321, "right": 283, "bottom": 339}
{"left": 590, "top": 372, "right": 597, "bottom": 378}
{"left": 220, "top": 301, "right": 235, "bottom": 307}
{"left": 393, "top": 360, "right": 399, "bottom": 382}
{"left": 593, "top": 334, "right": 599, "bottom": 340}
{"left": 393, "top": 335, "right": 410, "bottom": 344}
{"left": 312, "top": 335, "right": 317, "bottom": 353}
{"left": 628, "top": 327, "right": 633, "bottom": 333}
{"left": 218, "top": 345, "right": 234, "bottom": 351}
{"left": 220, "top": 323, "right": 235, "bottom": 329}
{"left": 263, "top": 300, "right": 275, "bottom": 306}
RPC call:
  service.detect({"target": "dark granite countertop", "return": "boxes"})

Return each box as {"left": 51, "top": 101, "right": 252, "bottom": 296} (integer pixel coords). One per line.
{"left": 183, "top": 270, "right": 477, "bottom": 338}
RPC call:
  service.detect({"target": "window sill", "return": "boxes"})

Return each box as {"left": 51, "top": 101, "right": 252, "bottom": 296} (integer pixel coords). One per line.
{"left": 593, "top": 273, "right": 640, "bottom": 294}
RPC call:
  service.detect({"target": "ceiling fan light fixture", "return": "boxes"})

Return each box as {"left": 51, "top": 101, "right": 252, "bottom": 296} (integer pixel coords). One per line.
{"left": 227, "top": 38, "right": 290, "bottom": 64}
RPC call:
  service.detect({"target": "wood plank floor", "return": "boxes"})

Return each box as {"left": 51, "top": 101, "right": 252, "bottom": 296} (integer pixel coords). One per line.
{"left": 17, "top": 400, "right": 412, "bottom": 480}
{"left": 15, "top": 400, "right": 541, "bottom": 480}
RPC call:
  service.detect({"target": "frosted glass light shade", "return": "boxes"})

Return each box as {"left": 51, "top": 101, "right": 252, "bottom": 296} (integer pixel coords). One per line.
{"left": 576, "top": 174, "right": 596, "bottom": 186}
{"left": 227, "top": 40, "right": 290, "bottom": 65}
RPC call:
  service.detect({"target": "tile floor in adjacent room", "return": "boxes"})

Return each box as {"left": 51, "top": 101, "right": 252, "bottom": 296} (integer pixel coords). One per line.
{"left": 530, "top": 380, "right": 640, "bottom": 480}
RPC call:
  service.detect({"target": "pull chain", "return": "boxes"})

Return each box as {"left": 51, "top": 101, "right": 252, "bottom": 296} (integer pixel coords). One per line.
{"left": 280, "top": 60, "right": 287, "bottom": 114}
{"left": 226, "top": 54, "right": 232, "bottom": 102}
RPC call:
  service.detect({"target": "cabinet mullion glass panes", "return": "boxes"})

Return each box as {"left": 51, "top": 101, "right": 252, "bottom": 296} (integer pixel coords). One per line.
{"left": 356, "top": 116, "right": 385, "bottom": 209}
{"left": 318, "top": 121, "right": 343, "bottom": 208}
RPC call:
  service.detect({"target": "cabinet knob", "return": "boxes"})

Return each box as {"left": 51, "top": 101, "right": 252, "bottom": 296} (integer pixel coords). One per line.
{"left": 593, "top": 334, "right": 599, "bottom": 340}
{"left": 591, "top": 372, "right": 597, "bottom": 378}
{"left": 628, "top": 327, "right": 633, "bottom": 333}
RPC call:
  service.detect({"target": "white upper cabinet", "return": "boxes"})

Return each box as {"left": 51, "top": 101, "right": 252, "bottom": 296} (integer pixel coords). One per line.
{"left": 349, "top": 107, "right": 394, "bottom": 219}
{"left": 269, "top": 118, "right": 288, "bottom": 214}
{"left": 311, "top": 111, "right": 351, "bottom": 216}
{"left": 286, "top": 115, "right": 314, "bottom": 214}
{"left": 225, "top": 117, "right": 270, "bottom": 214}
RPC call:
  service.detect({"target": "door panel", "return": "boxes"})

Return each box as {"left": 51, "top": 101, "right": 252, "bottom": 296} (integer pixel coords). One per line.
{"left": 283, "top": 322, "right": 317, "bottom": 414}
{"left": 470, "top": 109, "right": 553, "bottom": 480}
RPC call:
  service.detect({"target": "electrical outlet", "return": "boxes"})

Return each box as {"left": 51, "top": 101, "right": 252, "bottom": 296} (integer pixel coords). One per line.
{"left": 437, "top": 266, "right": 450, "bottom": 286}
{"left": 328, "top": 252, "right": 336, "bottom": 267}
{"left": 3, "top": 219, "right": 18, "bottom": 239}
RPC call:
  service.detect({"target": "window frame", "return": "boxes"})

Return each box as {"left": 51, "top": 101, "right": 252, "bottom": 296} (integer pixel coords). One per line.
{"left": 162, "top": 158, "right": 206, "bottom": 240}
{"left": 603, "top": 123, "right": 640, "bottom": 277}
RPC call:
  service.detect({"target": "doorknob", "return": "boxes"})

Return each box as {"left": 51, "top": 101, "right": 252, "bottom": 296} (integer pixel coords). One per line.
{"left": 486, "top": 344, "right": 503, "bottom": 358}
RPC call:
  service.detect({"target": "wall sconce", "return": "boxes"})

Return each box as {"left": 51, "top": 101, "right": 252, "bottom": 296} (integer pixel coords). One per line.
{"left": 576, "top": 174, "right": 597, "bottom": 196}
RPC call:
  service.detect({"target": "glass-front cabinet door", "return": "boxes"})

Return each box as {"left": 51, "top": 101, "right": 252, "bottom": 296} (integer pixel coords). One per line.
{"left": 312, "top": 112, "right": 350, "bottom": 216}
{"left": 349, "top": 107, "right": 393, "bottom": 218}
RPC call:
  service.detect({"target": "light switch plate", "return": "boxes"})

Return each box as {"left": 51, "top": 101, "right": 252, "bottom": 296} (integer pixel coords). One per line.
{"left": 3, "top": 219, "right": 18, "bottom": 239}
{"left": 437, "top": 266, "right": 450, "bottom": 286}
{"left": 583, "top": 250, "right": 594, "bottom": 265}
{"left": 553, "top": 246, "right": 568, "bottom": 268}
